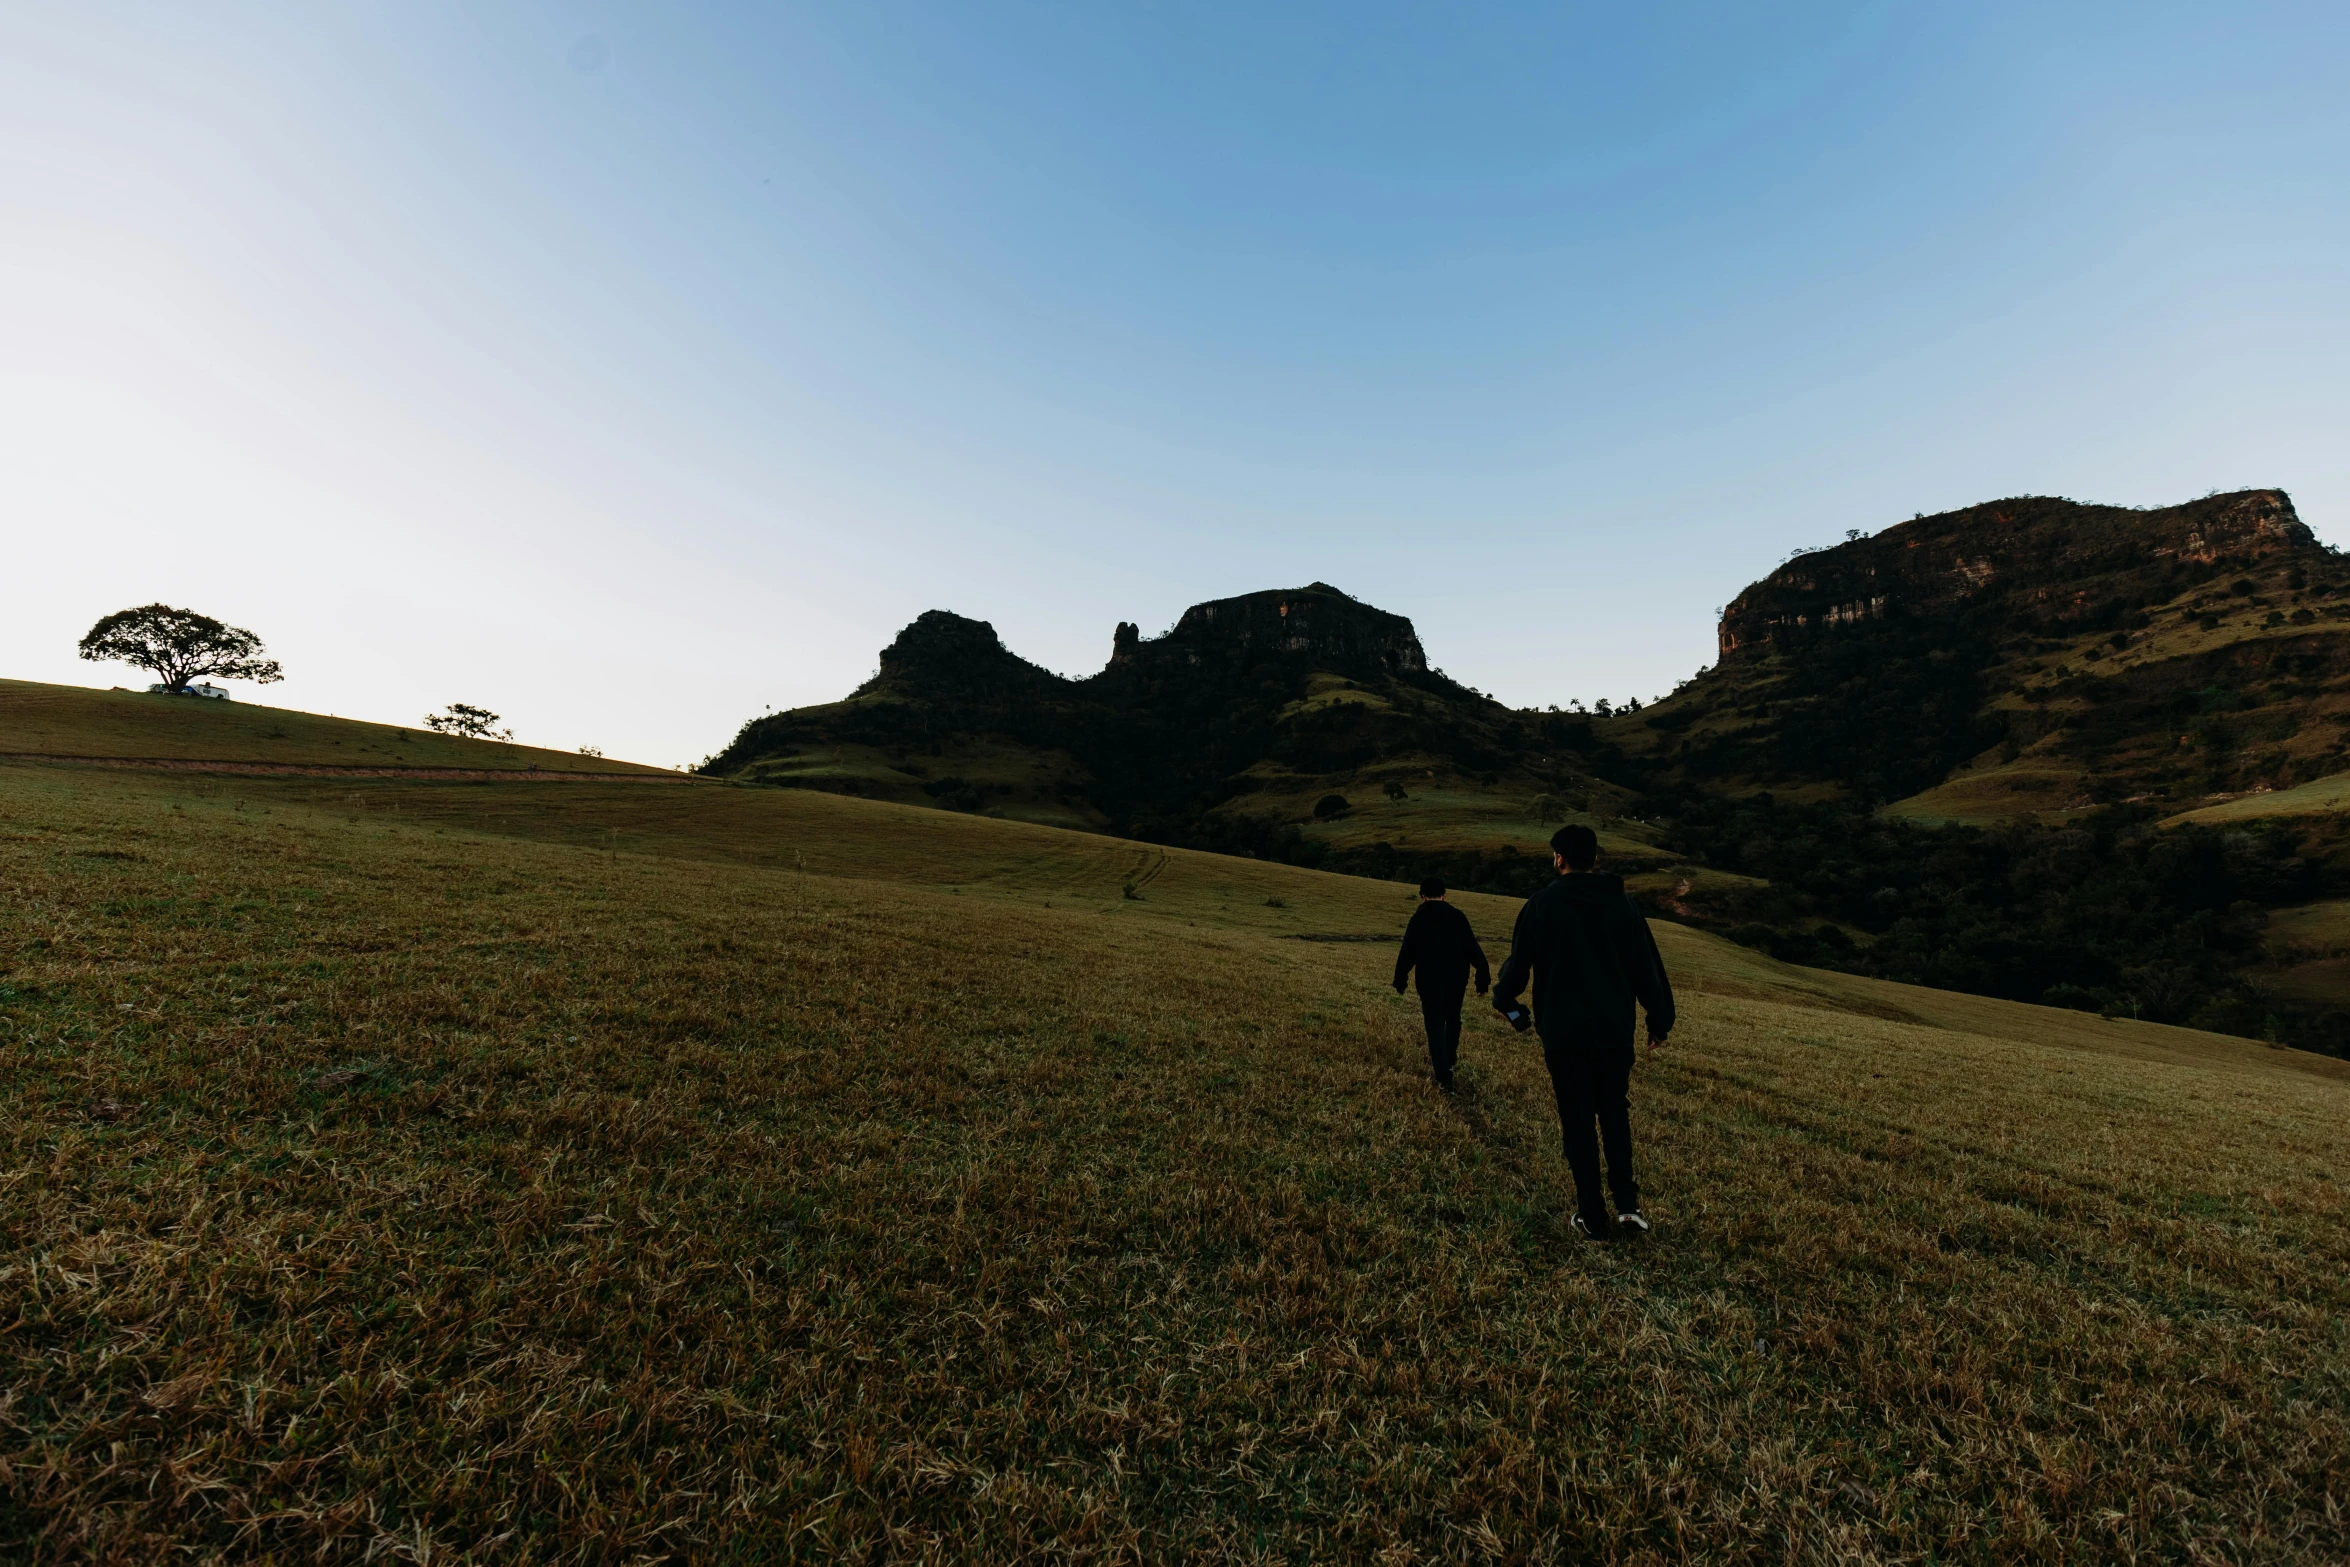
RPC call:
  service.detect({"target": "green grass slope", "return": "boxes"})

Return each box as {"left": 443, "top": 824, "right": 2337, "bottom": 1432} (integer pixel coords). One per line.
{"left": 0, "top": 677, "right": 673, "bottom": 774}
{"left": 4, "top": 753, "right": 2346, "bottom": 1559}
{"left": 2165, "top": 768, "right": 2350, "bottom": 826}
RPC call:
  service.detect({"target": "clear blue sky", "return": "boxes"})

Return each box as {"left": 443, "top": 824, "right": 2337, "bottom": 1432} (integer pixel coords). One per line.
{"left": 6, "top": 3, "right": 2347, "bottom": 763}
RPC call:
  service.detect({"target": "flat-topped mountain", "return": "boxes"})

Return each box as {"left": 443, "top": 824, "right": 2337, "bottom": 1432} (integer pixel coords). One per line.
{"left": 1614, "top": 489, "right": 2350, "bottom": 811}
{"left": 1717, "top": 490, "right": 2310, "bottom": 658}
{"left": 1108, "top": 583, "right": 1429, "bottom": 678}
{"left": 1585, "top": 487, "right": 2350, "bottom": 1052}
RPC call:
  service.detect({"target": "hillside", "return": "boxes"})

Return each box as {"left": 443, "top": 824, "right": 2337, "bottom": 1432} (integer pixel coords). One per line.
{"left": 1574, "top": 491, "right": 2350, "bottom": 1050}
{"left": 1611, "top": 488, "right": 2347, "bottom": 814}
{"left": 5, "top": 708, "right": 2347, "bottom": 1559}
{"left": 0, "top": 678, "right": 675, "bottom": 776}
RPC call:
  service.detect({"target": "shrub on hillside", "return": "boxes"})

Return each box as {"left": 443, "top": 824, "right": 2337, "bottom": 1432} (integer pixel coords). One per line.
{"left": 424, "top": 704, "right": 511, "bottom": 741}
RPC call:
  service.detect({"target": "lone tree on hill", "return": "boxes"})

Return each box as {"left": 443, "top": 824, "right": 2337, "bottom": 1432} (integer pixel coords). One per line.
{"left": 1312, "top": 793, "right": 1351, "bottom": 821}
{"left": 78, "top": 604, "right": 284, "bottom": 694}
{"left": 424, "top": 703, "right": 512, "bottom": 741}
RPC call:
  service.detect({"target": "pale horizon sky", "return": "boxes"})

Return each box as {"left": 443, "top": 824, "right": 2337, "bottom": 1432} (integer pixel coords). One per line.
{"left": 6, "top": 3, "right": 2347, "bottom": 766}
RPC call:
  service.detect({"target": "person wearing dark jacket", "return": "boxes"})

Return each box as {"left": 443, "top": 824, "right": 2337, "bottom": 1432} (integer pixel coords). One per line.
{"left": 1392, "top": 877, "right": 1490, "bottom": 1091}
{"left": 1493, "top": 824, "right": 1675, "bottom": 1240}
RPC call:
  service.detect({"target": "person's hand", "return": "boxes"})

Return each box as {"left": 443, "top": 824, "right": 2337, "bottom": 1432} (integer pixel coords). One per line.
{"left": 1646, "top": 1024, "right": 1670, "bottom": 1050}
{"left": 1475, "top": 982, "right": 1489, "bottom": 996}
{"left": 1393, "top": 982, "right": 1406, "bottom": 995}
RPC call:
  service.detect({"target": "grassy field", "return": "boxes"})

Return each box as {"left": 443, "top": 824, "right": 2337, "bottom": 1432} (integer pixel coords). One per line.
{"left": 1878, "top": 763, "right": 2092, "bottom": 828}
{"left": 2263, "top": 899, "right": 2350, "bottom": 958}
{"left": 0, "top": 679, "right": 671, "bottom": 775}
{"left": 1289, "top": 785, "right": 1667, "bottom": 868}
{"left": 2167, "top": 770, "right": 2350, "bottom": 826}
{"left": 4, "top": 720, "right": 2349, "bottom": 1559}
{"left": 730, "top": 734, "right": 1107, "bottom": 834}
{"left": 2241, "top": 900, "right": 2350, "bottom": 1013}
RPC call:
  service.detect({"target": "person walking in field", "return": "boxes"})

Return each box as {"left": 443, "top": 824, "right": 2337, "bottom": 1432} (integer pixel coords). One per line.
{"left": 1392, "top": 876, "right": 1490, "bottom": 1092}
{"left": 1492, "top": 824, "right": 1675, "bottom": 1240}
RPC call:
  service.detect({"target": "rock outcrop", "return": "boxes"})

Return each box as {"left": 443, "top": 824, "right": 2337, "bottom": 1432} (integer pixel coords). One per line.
{"left": 857, "top": 610, "right": 1062, "bottom": 704}
{"left": 1719, "top": 490, "right": 2312, "bottom": 658}
{"left": 1105, "top": 583, "right": 1428, "bottom": 680}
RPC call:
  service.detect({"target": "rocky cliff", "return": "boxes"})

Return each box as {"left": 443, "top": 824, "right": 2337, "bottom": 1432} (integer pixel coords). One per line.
{"left": 858, "top": 610, "right": 1064, "bottom": 704}
{"left": 1120, "top": 583, "right": 1427, "bottom": 677}
{"left": 1718, "top": 490, "right": 2312, "bottom": 658}
{"left": 1624, "top": 488, "right": 2350, "bottom": 808}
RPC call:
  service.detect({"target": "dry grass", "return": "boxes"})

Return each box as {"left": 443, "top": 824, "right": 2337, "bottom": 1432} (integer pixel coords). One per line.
{"left": 1878, "top": 766, "right": 2092, "bottom": 829}
{"left": 2263, "top": 900, "right": 2350, "bottom": 959}
{"left": 732, "top": 735, "right": 1105, "bottom": 834}
{"left": 2245, "top": 900, "right": 2350, "bottom": 1013}
{"left": 1292, "top": 785, "right": 1667, "bottom": 866}
{"left": 2167, "top": 771, "right": 2350, "bottom": 826}
{"left": 3, "top": 756, "right": 2348, "bottom": 1562}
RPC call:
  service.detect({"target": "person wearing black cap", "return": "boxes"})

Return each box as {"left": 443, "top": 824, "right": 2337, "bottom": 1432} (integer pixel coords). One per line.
{"left": 1391, "top": 877, "right": 1490, "bottom": 1091}
{"left": 1492, "top": 823, "right": 1675, "bottom": 1240}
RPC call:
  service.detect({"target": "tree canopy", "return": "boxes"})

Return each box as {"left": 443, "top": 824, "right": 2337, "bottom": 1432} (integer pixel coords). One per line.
{"left": 424, "top": 704, "right": 512, "bottom": 741}
{"left": 78, "top": 605, "right": 283, "bottom": 693}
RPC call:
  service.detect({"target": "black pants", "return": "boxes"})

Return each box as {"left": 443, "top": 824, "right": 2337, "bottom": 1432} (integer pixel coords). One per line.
{"left": 1419, "top": 988, "right": 1465, "bottom": 1084}
{"left": 1541, "top": 1038, "right": 1637, "bottom": 1220}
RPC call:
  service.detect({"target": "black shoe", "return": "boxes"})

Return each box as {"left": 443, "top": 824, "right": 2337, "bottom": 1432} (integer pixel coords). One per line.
{"left": 1435, "top": 1074, "right": 1456, "bottom": 1093}
{"left": 1617, "top": 1208, "right": 1651, "bottom": 1235}
{"left": 1570, "top": 1212, "right": 1614, "bottom": 1241}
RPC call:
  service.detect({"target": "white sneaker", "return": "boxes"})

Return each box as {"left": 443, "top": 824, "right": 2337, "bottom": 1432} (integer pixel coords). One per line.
{"left": 1570, "top": 1213, "right": 1614, "bottom": 1241}
{"left": 1617, "top": 1208, "right": 1651, "bottom": 1234}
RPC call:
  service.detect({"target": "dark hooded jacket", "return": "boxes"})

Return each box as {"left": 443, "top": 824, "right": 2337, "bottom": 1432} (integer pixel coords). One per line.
{"left": 1492, "top": 871, "right": 1674, "bottom": 1057}
{"left": 1393, "top": 900, "right": 1490, "bottom": 998}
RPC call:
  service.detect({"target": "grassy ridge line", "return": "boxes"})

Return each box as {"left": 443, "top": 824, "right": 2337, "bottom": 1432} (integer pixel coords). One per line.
{"left": 2166, "top": 771, "right": 2350, "bottom": 825}
{"left": 0, "top": 678, "right": 673, "bottom": 774}
{"left": 0, "top": 755, "right": 695, "bottom": 782}
{"left": 4, "top": 764, "right": 2347, "bottom": 1559}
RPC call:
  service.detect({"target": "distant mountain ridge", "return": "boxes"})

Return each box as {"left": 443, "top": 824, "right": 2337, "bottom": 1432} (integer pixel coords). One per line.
{"left": 858, "top": 582, "right": 1431, "bottom": 705}
{"left": 715, "top": 488, "right": 2350, "bottom": 835}
{"left": 707, "top": 581, "right": 1590, "bottom": 853}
